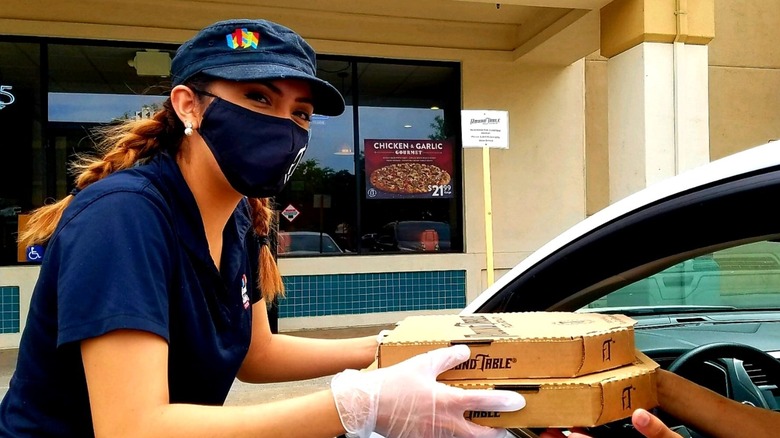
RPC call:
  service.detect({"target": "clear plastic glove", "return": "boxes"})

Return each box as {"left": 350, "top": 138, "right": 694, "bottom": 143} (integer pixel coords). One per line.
{"left": 331, "top": 344, "right": 526, "bottom": 438}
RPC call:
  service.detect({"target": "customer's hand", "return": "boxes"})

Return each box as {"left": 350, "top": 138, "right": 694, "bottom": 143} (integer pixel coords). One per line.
{"left": 539, "top": 409, "right": 682, "bottom": 438}
{"left": 331, "top": 344, "right": 526, "bottom": 438}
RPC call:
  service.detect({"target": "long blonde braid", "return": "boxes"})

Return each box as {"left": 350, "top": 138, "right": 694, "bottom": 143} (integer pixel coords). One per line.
{"left": 18, "top": 99, "right": 181, "bottom": 248}
{"left": 247, "top": 197, "right": 285, "bottom": 301}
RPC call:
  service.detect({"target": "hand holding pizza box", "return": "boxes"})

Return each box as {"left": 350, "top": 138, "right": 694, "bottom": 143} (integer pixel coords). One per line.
{"left": 376, "top": 312, "right": 660, "bottom": 428}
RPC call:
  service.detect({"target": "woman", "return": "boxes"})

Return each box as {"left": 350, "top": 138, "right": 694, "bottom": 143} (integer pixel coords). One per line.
{"left": 0, "top": 19, "right": 524, "bottom": 437}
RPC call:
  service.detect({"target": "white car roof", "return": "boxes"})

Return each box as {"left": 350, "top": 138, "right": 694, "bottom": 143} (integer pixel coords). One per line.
{"left": 463, "top": 140, "right": 780, "bottom": 314}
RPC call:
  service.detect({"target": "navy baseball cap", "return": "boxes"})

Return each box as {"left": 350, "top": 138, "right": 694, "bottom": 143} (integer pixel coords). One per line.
{"left": 171, "top": 19, "right": 345, "bottom": 116}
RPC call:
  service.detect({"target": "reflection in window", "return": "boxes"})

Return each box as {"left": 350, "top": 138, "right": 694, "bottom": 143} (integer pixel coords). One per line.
{"left": 48, "top": 92, "right": 167, "bottom": 123}
{"left": 586, "top": 240, "right": 780, "bottom": 311}
{"left": 277, "top": 58, "right": 462, "bottom": 256}
{"left": 47, "top": 43, "right": 173, "bottom": 201}
{"left": 1, "top": 37, "right": 463, "bottom": 263}
{"left": 0, "top": 41, "right": 41, "bottom": 265}
{"left": 276, "top": 103, "right": 356, "bottom": 256}
{"left": 358, "top": 60, "right": 462, "bottom": 256}
{"left": 278, "top": 231, "right": 345, "bottom": 256}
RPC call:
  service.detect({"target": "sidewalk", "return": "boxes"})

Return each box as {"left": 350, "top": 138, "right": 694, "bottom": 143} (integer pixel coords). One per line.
{"left": 0, "top": 324, "right": 395, "bottom": 405}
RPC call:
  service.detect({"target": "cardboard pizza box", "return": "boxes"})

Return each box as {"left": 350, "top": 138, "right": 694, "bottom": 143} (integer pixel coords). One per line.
{"left": 378, "top": 312, "right": 636, "bottom": 380}
{"left": 454, "top": 350, "right": 660, "bottom": 428}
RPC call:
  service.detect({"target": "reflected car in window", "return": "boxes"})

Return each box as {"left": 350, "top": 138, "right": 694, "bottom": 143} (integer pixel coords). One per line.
{"left": 363, "top": 220, "right": 451, "bottom": 253}
{"left": 461, "top": 141, "right": 780, "bottom": 437}
{"left": 277, "top": 231, "right": 344, "bottom": 256}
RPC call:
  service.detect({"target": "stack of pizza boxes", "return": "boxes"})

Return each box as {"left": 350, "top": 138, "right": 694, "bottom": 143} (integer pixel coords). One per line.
{"left": 377, "top": 312, "right": 659, "bottom": 428}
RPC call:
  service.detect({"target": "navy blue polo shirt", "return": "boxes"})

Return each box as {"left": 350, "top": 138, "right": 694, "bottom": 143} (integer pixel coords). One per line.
{"left": 0, "top": 153, "right": 261, "bottom": 437}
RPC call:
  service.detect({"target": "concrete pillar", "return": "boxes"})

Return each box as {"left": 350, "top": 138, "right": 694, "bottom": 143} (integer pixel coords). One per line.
{"left": 601, "top": 0, "right": 714, "bottom": 202}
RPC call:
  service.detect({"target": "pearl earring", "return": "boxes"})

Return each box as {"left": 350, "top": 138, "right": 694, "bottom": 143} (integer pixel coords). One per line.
{"left": 184, "top": 121, "right": 194, "bottom": 137}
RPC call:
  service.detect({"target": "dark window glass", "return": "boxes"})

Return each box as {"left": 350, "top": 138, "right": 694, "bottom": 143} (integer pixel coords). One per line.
{"left": 0, "top": 38, "right": 461, "bottom": 264}
{"left": 275, "top": 59, "right": 357, "bottom": 254}
{"left": 47, "top": 44, "right": 174, "bottom": 198}
{"left": 0, "top": 42, "right": 42, "bottom": 265}
{"left": 275, "top": 58, "right": 463, "bottom": 256}
{"left": 357, "top": 61, "right": 462, "bottom": 255}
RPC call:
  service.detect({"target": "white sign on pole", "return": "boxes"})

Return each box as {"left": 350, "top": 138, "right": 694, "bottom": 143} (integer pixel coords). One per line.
{"left": 460, "top": 110, "right": 509, "bottom": 149}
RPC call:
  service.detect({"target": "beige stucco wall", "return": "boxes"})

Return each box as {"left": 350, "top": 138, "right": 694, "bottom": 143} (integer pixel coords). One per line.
{"left": 600, "top": 0, "right": 715, "bottom": 58}
{"left": 586, "top": 0, "right": 780, "bottom": 211}
{"left": 584, "top": 54, "right": 610, "bottom": 215}
{"left": 462, "top": 59, "right": 587, "bottom": 274}
{"left": 708, "top": 0, "right": 780, "bottom": 159}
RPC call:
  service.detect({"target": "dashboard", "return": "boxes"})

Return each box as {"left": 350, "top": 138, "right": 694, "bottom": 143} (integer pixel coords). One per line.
{"left": 633, "top": 314, "right": 780, "bottom": 414}
{"left": 503, "top": 312, "right": 780, "bottom": 437}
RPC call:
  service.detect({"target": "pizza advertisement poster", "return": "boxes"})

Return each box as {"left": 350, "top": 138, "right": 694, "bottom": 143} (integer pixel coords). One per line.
{"left": 364, "top": 139, "right": 455, "bottom": 199}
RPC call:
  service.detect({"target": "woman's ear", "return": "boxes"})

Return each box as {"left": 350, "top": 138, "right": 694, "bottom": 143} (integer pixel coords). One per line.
{"left": 170, "top": 85, "right": 200, "bottom": 129}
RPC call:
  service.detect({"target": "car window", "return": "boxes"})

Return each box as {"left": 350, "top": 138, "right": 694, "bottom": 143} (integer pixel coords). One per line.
{"left": 584, "top": 240, "right": 780, "bottom": 312}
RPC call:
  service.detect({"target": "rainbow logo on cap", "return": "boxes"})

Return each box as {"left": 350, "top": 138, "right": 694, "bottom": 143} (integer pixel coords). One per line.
{"left": 226, "top": 28, "right": 259, "bottom": 49}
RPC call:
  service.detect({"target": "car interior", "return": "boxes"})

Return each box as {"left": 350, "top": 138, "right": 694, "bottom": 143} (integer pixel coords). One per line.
{"left": 470, "top": 164, "right": 780, "bottom": 437}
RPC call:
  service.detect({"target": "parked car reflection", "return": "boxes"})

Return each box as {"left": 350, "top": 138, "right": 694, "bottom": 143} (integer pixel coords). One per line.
{"left": 363, "top": 220, "right": 451, "bottom": 253}
{"left": 277, "top": 231, "right": 345, "bottom": 256}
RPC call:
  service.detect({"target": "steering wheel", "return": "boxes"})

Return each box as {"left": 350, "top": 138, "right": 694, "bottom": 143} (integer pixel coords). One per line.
{"left": 667, "top": 342, "right": 780, "bottom": 409}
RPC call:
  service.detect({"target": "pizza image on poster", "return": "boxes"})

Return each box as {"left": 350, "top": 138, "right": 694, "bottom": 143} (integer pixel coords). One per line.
{"left": 364, "top": 139, "right": 455, "bottom": 199}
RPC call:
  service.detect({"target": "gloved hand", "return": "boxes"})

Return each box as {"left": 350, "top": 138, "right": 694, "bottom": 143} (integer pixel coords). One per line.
{"left": 331, "top": 344, "right": 526, "bottom": 438}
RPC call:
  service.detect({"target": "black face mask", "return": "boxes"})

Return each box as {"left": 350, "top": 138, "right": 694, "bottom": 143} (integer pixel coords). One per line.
{"left": 198, "top": 96, "right": 309, "bottom": 198}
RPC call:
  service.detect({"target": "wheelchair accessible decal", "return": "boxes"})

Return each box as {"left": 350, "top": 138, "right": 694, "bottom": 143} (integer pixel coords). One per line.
{"left": 26, "top": 245, "right": 44, "bottom": 263}
{"left": 0, "top": 86, "right": 15, "bottom": 110}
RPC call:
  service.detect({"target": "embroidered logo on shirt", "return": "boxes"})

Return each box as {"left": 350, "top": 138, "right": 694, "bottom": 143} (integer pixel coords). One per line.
{"left": 241, "top": 274, "right": 250, "bottom": 309}
{"left": 226, "top": 29, "right": 259, "bottom": 49}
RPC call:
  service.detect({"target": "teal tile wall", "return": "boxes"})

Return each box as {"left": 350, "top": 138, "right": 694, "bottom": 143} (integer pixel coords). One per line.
{"left": 279, "top": 270, "right": 466, "bottom": 318}
{"left": 0, "top": 286, "right": 20, "bottom": 334}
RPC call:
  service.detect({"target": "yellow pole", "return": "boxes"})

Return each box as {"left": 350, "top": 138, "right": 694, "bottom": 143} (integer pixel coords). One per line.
{"left": 482, "top": 147, "right": 495, "bottom": 286}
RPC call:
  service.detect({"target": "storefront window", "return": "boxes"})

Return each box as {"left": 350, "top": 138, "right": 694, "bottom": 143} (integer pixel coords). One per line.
{"left": 0, "top": 41, "right": 42, "bottom": 265}
{"left": 0, "top": 38, "right": 462, "bottom": 265}
{"left": 359, "top": 61, "right": 462, "bottom": 255}
{"left": 275, "top": 58, "right": 463, "bottom": 256}
{"left": 47, "top": 43, "right": 174, "bottom": 198}
{"left": 275, "top": 59, "right": 357, "bottom": 255}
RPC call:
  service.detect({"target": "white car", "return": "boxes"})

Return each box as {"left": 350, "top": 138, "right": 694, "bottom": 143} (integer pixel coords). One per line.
{"left": 463, "top": 140, "right": 780, "bottom": 437}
